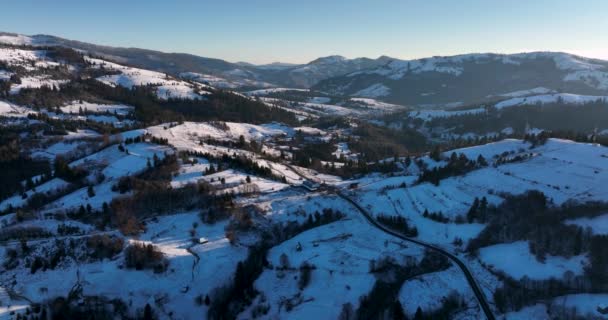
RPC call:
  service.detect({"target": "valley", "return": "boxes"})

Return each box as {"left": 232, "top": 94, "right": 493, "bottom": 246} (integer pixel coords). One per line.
{"left": 0, "top": 32, "right": 607, "bottom": 320}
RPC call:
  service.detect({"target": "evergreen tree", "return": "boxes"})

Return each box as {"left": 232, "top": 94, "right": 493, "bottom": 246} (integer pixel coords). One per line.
{"left": 467, "top": 197, "right": 479, "bottom": 223}
{"left": 87, "top": 185, "right": 95, "bottom": 197}
{"left": 143, "top": 303, "right": 153, "bottom": 320}
{"left": 430, "top": 146, "right": 442, "bottom": 161}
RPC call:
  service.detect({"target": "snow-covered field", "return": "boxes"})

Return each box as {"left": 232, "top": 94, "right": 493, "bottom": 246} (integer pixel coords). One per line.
{"left": 0, "top": 100, "right": 35, "bottom": 117}
{"left": 2, "top": 37, "right": 608, "bottom": 319}
{"left": 87, "top": 57, "right": 210, "bottom": 100}
{"left": 0, "top": 178, "right": 70, "bottom": 212}
{"left": 0, "top": 212, "right": 248, "bottom": 320}
{"left": 147, "top": 121, "right": 292, "bottom": 144}
{"left": 409, "top": 107, "right": 485, "bottom": 121}
{"left": 478, "top": 241, "right": 587, "bottom": 280}
{"left": 175, "top": 168, "right": 290, "bottom": 194}
{"left": 60, "top": 101, "right": 134, "bottom": 115}
{"left": 32, "top": 142, "right": 173, "bottom": 213}
{"left": 245, "top": 88, "right": 309, "bottom": 96}
{"left": 348, "top": 97, "right": 406, "bottom": 112}
{"left": 10, "top": 76, "right": 68, "bottom": 94}
{"left": 551, "top": 294, "right": 608, "bottom": 319}
{"left": 398, "top": 265, "right": 476, "bottom": 318}
{"left": 30, "top": 140, "right": 90, "bottom": 160}
{"left": 242, "top": 215, "right": 425, "bottom": 319}
{"left": 355, "top": 139, "right": 608, "bottom": 246}
{"left": 494, "top": 87, "right": 555, "bottom": 98}
{"left": 182, "top": 72, "right": 275, "bottom": 89}
{"left": 565, "top": 214, "right": 608, "bottom": 235}
{"left": 495, "top": 93, "right": 608, "bottom": 109}
{"left": 503, "top": 304, "right": 550, "bottom": 320}
{"left": 0, "top": 48, "right": 46, "bottom": 65}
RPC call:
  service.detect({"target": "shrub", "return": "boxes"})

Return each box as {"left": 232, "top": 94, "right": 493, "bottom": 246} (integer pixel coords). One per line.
{"left": 298, "top": 262, "right": 314, "bottom": 290}
{"left": 124, "top": 242, "right": 167, "bottom": 272}
{"left": 86, "top": 235, "right": 124, "bottom": 261}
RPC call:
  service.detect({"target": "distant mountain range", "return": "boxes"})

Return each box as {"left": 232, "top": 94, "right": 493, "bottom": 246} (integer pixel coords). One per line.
{"left": 3, "top": 31, "right": 608, "bottom": 106}
{"left": 313, "top": 52, "right": 608, "bottom": 106}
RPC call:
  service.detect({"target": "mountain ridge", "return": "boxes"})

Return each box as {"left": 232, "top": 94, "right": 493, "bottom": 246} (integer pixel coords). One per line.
{"left": 2, "top": 31, "right": 608, "bottom": 106}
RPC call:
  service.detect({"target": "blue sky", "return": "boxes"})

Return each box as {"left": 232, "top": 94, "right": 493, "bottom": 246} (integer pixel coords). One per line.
{"left": 2, "top": 0, "right": 607, "bottom": 64}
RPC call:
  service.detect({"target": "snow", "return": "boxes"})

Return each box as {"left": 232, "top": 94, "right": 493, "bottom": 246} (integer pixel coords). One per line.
{"left": 501, "top": 127, "right": 514, "bottom": 135}
{"left": 0, "top": 178, "right": 70, "bottom": 212}
{"left": 88, "top": 58, "right": 168, "bottom": 87}
{"left": 494, "top": 87, "right": 554, "bottom": 98}
{"left": 307, "top": 96, "right": 331, "bottom": 104}
{"left": 44, "top": 180, "right": 120, "bottom": 212}
{"left": 64, "top": 129, "right": 101, "bottom": 140}
{"left": 343, "top": 52, "right": 608, "bottom": 94}
{"left": 348, "top": 97, "right": 406, "bottom": 112}
{"left": 409, "top": 107, "right": 485, "bottom": 121}
{"left": 0, "top": 299, "right": 29, "bottom": 320}
{"left": 564, "top": 69, "right": 608, "bottom": 90}
{"left": 0, "top": 70, "right": 11, "bottom": 81}
{"left": 552, "top": 294, "right": 608, "bottom": 319}
{"left": 0, "top": 100, "right": 35, "bottom": 117}
{"left": 398, "top": 265, "right": 476, "bottom": 318}
{"left": 223, "top": 68, "right": 251, "bottom": 78}
{"left": 169, "top": 160, "right": 213, "bottom": 187}
{"left": 0, "top": 48, "right": 46, "bottom": 65}
{"left": 186, "top": 71, "right": 277, "bottom": 89}
{"left": 442, "top": 139, "right": 529, "bottom": 160}
{"left": 171, "top": 166, "right": 290, "bottom": 195}
{"left": 357, "top": 183, "right": 487, "bottom": 245}
{"left": 495, "top": 93, "right": 608, "bottom": 109}
{"left": 31, "top": 140, "right": 88, "bottom": 160}
{"left": 180, "top": 72, "right": 234, "bottom": 87}
{"left": 295, "top": 101, "right": 366, "bottom": 117}
{"left": 0, "top": 211, "right": 248, "bottom": 320}
{"left": 86, "top": 114, "right": 134, "bottom": 127}
{"left": 199, "top": 169, "right": 289, "bottom": 194}
{"left": 60, "top": 101, "right": 133, "bottom": 115}
{"left": 350, "top": 55, "right": 472, "bottom": 80}
{"left": 503, "top": 304, "right": 549, "bottom": 320}
{"left": 87, "top": 57, "right": 209, "bottom": 100}
{"left": 147, "top": 121, "right": 291, "bottom": 145}
{"left": 113, "top": 129, "right": 146, "bottom": 141}
{"left": 353, "top": 139, "right": 608, "bottom": 246}
{"left": 565, "top": 214, "right": 608, "bottom": 235}
{"left": 35, "top": 143, "right": 172, "bottom": 212}
{"left": 352, "top": 83, "right": 391, "bottom": 98}
{"left": 294, "top": 126, "right": 326, "bottom": 136}
{"left": 245, "top": 88, "right": 309, "bottom": 96}
{"left": 478, "top": 241, "right": 587, "bottom": 280}
{"left": 155, "top": 82, "right": 211, "bottom": 100}
{"left": 3, "top": 217, "right": 95, "bottom": 236}
{"left": 241, "top": 216, "right": 425, "bottom": 319}
{"left": 259, "top": 96, "right": 396, "bottom": 118}
{"left": 332, "top": 142, "right": 358, "bottom": 160}
{"left": 10, "top": 76, "right": 68, "bottom": 94}
{"left": 0, "top": 34, "right": 34, "bottom": 45}
{"left": 182, "top": 71, "right": 276, "bottom": 89}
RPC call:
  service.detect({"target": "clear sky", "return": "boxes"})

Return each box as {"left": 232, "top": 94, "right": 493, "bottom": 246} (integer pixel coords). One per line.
{"left": 2, "top": 0, "right": 607, "bottom": 64}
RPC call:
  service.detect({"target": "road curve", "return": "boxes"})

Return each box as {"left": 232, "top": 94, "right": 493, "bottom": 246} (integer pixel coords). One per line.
{"left": 336, "top": 191, "right": 496, "bottom": 320}
{"left": 282, "top": 162, "right": 495, "bottom": 319}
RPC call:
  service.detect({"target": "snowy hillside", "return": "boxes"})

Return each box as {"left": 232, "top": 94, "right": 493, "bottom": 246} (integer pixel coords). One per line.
{"left": 2, "top": 31, "right": 608, "bottom": 320}
{"left": 87, "top": 57, "right": 211, "bottom": 100}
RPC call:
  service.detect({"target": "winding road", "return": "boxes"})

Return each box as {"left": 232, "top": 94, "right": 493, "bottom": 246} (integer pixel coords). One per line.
{"left": 335, "top": 190, "right": 496, "bottom": 320}
{"left": 283, "top": 162, "right": 496, "bottom": 319}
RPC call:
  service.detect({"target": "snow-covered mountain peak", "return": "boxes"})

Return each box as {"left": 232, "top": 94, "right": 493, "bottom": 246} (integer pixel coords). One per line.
{"left": 309, "top": 55, "right": 348, "bottom": 64}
